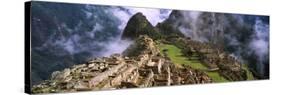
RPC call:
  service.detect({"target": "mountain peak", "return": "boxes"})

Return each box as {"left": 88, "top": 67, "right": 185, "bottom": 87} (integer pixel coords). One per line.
{"left": 121, "top": 12, "right": 162, "bottom": 40}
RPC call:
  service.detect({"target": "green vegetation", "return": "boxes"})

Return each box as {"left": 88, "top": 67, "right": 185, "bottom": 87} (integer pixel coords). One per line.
{"left": 159, "top": 44, "right": 228, "bottom": 82}
{"left": 207, "top": 72, "right": 228, "bottom": 82}
{"left": 156, "top": 22, "right": 184, "bottom": 37}
{"left": 242, "top": 64, "right": 255, "bottom": 80}
{"left": 122, "top": 12, "right": 163, "bottom": 40}
{"left": 159, "top": 44, "right": 207, "bottom": 70}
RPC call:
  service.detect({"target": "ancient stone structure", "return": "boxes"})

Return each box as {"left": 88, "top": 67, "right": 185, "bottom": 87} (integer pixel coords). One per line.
{"left": 32, "top": 36, "right": 212, "bottom": 93}
{"left": 172, "top": 37, "right": 247, "bottom": 81}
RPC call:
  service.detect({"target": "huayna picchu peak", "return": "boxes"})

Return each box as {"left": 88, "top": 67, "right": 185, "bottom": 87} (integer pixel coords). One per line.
{"left": 122, "top": 12, "right": 162, "bottom": 40}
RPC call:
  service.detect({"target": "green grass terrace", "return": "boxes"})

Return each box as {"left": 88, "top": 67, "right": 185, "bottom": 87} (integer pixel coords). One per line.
{"left": 159, "top": 44, "right": 229, "bottom": 82}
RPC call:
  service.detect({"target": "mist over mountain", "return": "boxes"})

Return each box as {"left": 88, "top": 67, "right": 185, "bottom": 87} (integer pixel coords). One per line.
{"left": 30, "top": 1, "right": 269, "bottom": 86}
{"left": 158, "top": 10, "right": 269, "bottom": 78}
{"left": 30, "top": 1, "right": 171, "bottom": 85}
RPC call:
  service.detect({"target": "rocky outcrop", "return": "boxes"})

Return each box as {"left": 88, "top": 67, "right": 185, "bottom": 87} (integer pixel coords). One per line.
{"left": 32, "top": 36, "right": 212, "bottom": 94}
{"left": 121, "top": 12, "right": 162, "bottom": 40}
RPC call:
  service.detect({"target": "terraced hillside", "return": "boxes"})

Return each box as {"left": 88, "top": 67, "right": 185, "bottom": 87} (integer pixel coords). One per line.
{"left": 159, "top": 44, "right": 228, "bottom": 82}
{"left": 159, "top": 43, "right": 254, "bottom": 82}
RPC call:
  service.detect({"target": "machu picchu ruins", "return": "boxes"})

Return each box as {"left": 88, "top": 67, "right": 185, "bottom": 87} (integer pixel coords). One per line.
{"left": 32, "top": 35, "right": 250, "bottom": 93}
{"left": 31, "top": 12, "right": 257, "bottom": 94}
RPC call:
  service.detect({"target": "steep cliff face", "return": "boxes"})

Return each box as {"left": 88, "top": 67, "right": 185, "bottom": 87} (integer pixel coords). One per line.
{"left": 121, "top": 12, "right": 162, "bottom": 40}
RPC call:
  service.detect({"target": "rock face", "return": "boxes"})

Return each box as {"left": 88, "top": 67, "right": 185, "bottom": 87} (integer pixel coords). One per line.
{"left": 121, "top": 12, "right": 162, "bottom": 40}
{"left": 32, "top": 36, "right": 212, "bottom": 94}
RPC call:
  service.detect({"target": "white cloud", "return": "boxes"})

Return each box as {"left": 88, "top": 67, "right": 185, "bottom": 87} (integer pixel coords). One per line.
{"left": 250, "top": 18, "right": 269, "bottom": 57}
{"left": 101, "top": 39, "right": 133, "bottom": 57}
{"left": 111, "top": 8, "right": 132, "bottom": 30}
